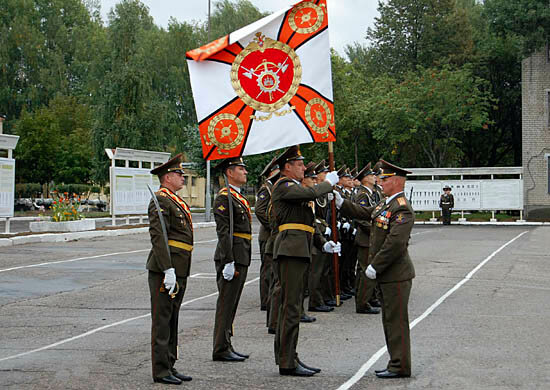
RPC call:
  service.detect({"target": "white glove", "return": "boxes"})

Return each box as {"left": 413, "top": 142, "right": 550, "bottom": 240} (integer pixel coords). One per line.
{"left": 333, "top": 190, "right": 344, "bottom": 209}
{"left": 325, "top": 171, "right": 339, "bottom": 186}
{"left": 163, "top": 268, "right": 177, "bottom": 295}
{"left": 337, "top": 221, "right": 341, "bottom": 229}
{"left": 322, "top": 240, "right": 341, "bottom": 254}
{"left": 352, "top": 228, "right": 357, "bottom": 235}
{"left": 223, "top": 261, "right": 236, "bottom": 281}
{"left": 324, "top": 226, "right": 331, "bottom": 236}
{"left": 365, "top": 264, "right": 377, "bottom": 280}
{"left": 327, "top": 192, "right": 334, "bottom": 201}
{"left": 342, "top": 222, "right": 350, "bottom": 231}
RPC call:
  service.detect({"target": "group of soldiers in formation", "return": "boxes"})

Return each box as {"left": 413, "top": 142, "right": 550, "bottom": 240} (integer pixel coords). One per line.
{"left": 145, "top": 144, "right": 416, "bottom": 385}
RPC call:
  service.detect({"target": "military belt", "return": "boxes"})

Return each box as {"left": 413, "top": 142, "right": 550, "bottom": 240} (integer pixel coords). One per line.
{"left": 168, "top": 240, "right": 193, "bottom": 252}
{"left": 233, "top": 232, "right": 252, "bottom": 240}
{"left": 279, "top": 223, "right": 315, "bottom": 234}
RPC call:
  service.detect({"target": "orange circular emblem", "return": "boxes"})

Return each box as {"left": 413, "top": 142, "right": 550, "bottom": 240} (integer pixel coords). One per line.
{"left": 206, "top": 113, "right": 245, "bottom": 153}
{"left": 288, "top": 2, "right": 325, "bottom": 34}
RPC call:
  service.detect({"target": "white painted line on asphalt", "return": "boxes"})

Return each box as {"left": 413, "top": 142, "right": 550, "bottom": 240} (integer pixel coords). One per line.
{"left": 0, "top": 239, "right": 219, "bottom": 274}
{"left": 337, "top": 230, "right": 529, "bottom": 390}
{"left": 0, "top": 276, "right": 260, "bottom": 363}
{"left": 411, "top": 230, "right": 433, "bottom": 236}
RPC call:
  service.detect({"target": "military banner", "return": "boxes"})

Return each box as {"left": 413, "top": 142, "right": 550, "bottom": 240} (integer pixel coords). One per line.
{"left": 186, "top": 0, "right": 335, "bottom": 160}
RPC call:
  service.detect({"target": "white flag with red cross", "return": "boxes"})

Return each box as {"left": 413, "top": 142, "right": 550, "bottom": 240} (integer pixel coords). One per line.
{"left": 186, "top": 0, "right": 335, "bottom": 161}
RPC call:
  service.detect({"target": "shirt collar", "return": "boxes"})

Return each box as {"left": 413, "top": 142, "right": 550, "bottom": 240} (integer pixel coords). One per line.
{"left": 361, "top": 185, "right": 373, "bottom": 194}
{"left": 229, "top": 184, "right": 241, "bottom": 194}
{"left": 386, "top": 191, "right": 404, "bottom": 205}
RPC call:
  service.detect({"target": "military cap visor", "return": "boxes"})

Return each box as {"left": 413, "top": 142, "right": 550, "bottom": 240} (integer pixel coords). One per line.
{"left": 314, "top": 159, "right": 329, "bottom": 174}
{"left": 215, "top": 157, "right": 247, "bottom": 171}
{"left": 260, "top": 155, "right": 280, "bottom": 178}
{"left": 443, "top": 185, "right": 452, "bottom": 190}
{"left": 355, "top": 163, "right": 373, "bottom": 181}
{"left": 378, "top": 159, "right": 412, "bottom": 178}
{"left": 275, "top": 145, "right": 305, "bottom": 169}
{"left": 304, "top": 162, "right": 318, "bottom": 178}
{"left": 151, "top": 153, "right": 184, "bottom": 176}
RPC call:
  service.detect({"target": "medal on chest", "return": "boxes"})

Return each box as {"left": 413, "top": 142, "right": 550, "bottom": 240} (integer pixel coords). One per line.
{"left": 375, "top": 210, "right": 392, "bottom": 230}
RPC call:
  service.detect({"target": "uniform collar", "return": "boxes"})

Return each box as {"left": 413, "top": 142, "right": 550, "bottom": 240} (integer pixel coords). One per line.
{"left": 361, "top": 185, "right": 373, "bottom": 194}
{"left": 386, "top": 191, "right": 404, "bottom": 205}
{"left": 229, "top": 184, "right": 241, "bottom": 193}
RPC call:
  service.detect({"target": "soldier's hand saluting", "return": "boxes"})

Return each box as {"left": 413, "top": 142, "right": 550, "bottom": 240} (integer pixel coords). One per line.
{"left": 325, "top": 171, "right": 339, "bottom": 186}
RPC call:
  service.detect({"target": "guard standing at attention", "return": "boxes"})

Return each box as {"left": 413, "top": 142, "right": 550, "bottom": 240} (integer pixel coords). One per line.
{"left": 352, "top": 163, "right": 381, "bottom": 315}
{"left": 439, "top": 185, "right": 454, "bottom": 225}
{"left": 212, "top": 157, "right": 252, "bottom": 362}
{"left": 334, "top": 159, "right": 415, "bottom": 379}
{"left": 256, "top": 156, "right": 280, "bottom": 311}
{"left": 272, "top": 145, "right": 340, "bottom": 376}
{"left": 147, "top": 153, "right": 193, "bottom": 385}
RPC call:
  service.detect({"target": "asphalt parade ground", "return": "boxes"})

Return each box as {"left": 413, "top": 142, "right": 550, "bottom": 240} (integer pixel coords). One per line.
{"left": 0, "top": 223, "right": 549, "bottom": 389}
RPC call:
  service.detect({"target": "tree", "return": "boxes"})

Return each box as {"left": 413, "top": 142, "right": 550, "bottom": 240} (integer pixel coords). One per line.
{"left": 364, "top": 65, "right": 493, "bottom": 167}
{"left": 366, "top": 0, "right": 474, "bottom": 76}
{"left": 14, "top": 95, "right": 93, "bottom": 185}
{"left": 484, "top": 0, "right": 550, "bottom": 57}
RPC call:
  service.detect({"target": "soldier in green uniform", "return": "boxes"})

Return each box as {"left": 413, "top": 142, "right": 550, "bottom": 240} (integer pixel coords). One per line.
{"left": 212, "top": 157, "right": 252, "bottom": 362}
{"left": 272, "top": 145, "right": 340, "bottom": 376}
{"left": 353, "top": 163, "right": 381, "bottom": 315}
{"left": 306, "top": 162, "right": 335, "bottom": 313}
{"left": 313, "top": 160, "right": 337, "bottom": 308}
{"left": 147, "top": 154, "right": 193, "bottom": 385}
{"left": 439, "top": 185, "right": 454, "bottom": 225}
{"left": 256, "top": 157, "right": 281, "bottom": 334}
{"left": 334, "top": 159, "right": 415, "bottom": 379}
{"left": 256, "top": 156, "right": 280, "bottom": 311}
{"left": 334, "top": 166, "right": 353, "bottom": 300}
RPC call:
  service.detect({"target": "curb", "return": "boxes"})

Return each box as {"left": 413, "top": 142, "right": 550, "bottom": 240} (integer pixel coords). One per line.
{"left": 414, "top": 221, "right": 550, "bottom": 226}
{"left": 0, "top": 222, "right": 216, "bottom": 247}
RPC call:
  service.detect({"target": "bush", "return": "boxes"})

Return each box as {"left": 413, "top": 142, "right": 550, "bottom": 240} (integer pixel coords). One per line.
{"left": 15, "top": 183, "right": 42, "bottom": 198}
{"left": 90, "top": 186, "right": 101, "bottom": 194}
{"left": 51, "top": 183, "right": 90, "bottom": 197}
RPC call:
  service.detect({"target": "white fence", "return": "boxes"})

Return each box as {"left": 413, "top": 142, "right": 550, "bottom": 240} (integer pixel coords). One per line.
{"left": 403, "top": 167, "right": 523, "bottom": 219}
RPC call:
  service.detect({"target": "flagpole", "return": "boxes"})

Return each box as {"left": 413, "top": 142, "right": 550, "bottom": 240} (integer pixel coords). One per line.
{"left": 204, "top": 0, "right": 212, "bottom": 222}
{"left": 327, "top": 141, "right": 341, "bottom": 307}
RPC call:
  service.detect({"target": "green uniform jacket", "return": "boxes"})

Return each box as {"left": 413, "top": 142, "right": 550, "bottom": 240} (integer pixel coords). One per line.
{"left": 340, "top": 192, "right": 415, "bottom": 283}
{"left": 354, "top": 185, "right": 376, "bottom": 248}
{"left": 213, "top": 188, "right": 252, "bottom": 267}
{"left": 255, "top": 182, "right": 272, "bottom": 242}
{"left": 146, "top": 188, "right": 193, "bottom": 278}
{"left": 439, "top": 193, "right": 454, "bottom": 209}
{"left": 271, "top": 177, "right": 332, "bottom": 261}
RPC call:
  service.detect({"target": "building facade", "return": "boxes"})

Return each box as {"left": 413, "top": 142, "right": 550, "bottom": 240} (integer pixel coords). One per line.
{"left": 522, "top": 50, "right": 550, "bottom": 219}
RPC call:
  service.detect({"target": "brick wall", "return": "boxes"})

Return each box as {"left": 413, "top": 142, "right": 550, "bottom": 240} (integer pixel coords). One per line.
{"left": 522, "top": 50, "right": 550, "bottom": 219}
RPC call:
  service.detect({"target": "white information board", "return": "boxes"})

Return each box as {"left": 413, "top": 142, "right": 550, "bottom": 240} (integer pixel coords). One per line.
{"left": 405, "top": 179, "right": 522, "bottom": 211}
{"left": 110, "top": 167, "right": 160, "bottom": 215}
{"left": 0, "top": 158, "right": 15, "bottom": 217}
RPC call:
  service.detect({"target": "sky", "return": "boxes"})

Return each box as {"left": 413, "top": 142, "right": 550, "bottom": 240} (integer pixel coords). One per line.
{"left": 99, "top": 0, "right": 380, "bottom": 56}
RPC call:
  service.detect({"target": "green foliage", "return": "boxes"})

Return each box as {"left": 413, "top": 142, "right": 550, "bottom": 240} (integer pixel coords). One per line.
{"left": 484, "top": 0, "right": 550, "bottom": 57}
{"left": 15, "top": 183, "right": 42, "bottom": 198}
{"left": 51, "top": 183, "right": 90, "bottom": 195}
{"left": 363, "top": 65, "right": 494, "bottom": 167}
{"left": 14, "top": 95, "right": 93, "bottom": 184}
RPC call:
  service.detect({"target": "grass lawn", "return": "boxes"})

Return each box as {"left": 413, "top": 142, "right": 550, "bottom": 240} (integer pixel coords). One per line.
{"left": 415, "top": 211, "right": 520, "bottom": 222}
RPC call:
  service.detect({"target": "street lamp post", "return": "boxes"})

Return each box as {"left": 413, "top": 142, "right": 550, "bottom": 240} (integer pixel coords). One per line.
{"left": 204, "top": 0, "right": 213, "bottom": 222}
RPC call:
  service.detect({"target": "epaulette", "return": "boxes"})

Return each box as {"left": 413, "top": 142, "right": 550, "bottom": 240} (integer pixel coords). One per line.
{"left": 397, "top": 197, "right": 406, "bottom": 206}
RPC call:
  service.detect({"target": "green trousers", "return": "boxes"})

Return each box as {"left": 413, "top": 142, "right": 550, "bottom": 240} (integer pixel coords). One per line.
{"left": 355, "top": 246, "right": 377, "bottom": 311}
{"left": 259, "top": 239, "right": 271, "bottom": 309}
{"left": 267, "top": 252, "right": 280, "bottom": 330}
{"left": 379, "top": 279, "right": 412, "bottom": 375}
{"left": 308, "top": 251, "right": 328, "bottom": 308}
{"left": 274, "top": 256, "right": 308, "bottom": 369}
{"left": 148, "top": 271, "right": 187, "bottom": 379}
{"left": 212, "top": 262, "right": 248, "bottom": 357}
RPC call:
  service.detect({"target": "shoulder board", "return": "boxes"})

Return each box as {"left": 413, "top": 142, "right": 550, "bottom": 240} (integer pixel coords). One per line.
{"left": 158, "top": 191, "right": 167, "bottom": 197}
{"left": 397, "top": 197, "right": 406, "bottom": 206}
